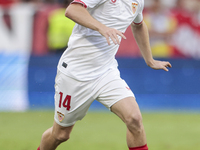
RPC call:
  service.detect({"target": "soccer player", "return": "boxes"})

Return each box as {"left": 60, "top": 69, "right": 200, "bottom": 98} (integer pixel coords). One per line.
{"left": 37, "top": 0, "right": 172, "bottom": 150}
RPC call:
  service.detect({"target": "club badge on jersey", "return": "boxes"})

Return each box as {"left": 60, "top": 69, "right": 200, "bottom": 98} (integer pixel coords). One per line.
{"left": 131, "top": 2, "right": 138, "bottom": 14}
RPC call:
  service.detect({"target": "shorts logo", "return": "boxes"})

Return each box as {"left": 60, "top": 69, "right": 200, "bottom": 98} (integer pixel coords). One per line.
{"left": 132, "top": 2, "right": 138, "bottom": 14}
{"left": 110, "top": 0, "right": 117, "bottom": 4}
{"left": 126, "top": 87, "right": 131, "bottom": 91}
{"left": 57, "top": 111, "right": 65, "bottom": 122}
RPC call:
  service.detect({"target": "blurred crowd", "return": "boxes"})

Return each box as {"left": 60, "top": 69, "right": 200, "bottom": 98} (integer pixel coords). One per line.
{"left": 1, "top": 0, "right": 200, "bottom": 16}
{"left": 1, "top": 0, "right": 200, "bottom": 23}
{"left": 143, "top": 0, "right": 200, "bottom": 57}
{"left": 0, "top": 0, "right": 73, "bottom": 7}
{"left": 0, "top": 0, "right": 200, "bottom": 58}
{"left": 1, "top": 0, "right": 200, "bottom": 11}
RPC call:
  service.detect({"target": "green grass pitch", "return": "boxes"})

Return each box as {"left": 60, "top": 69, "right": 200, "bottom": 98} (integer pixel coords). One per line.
{"left": 0, "top": 111, "right": 200, "bottom": 150}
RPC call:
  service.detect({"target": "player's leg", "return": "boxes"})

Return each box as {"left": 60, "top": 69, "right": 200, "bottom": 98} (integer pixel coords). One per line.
{"left": 110, "top": 97, "right": 148, "bottom": 150}
{"left": 94, "top": 69, "right": 147, "bottom": 149}
{"left": 38, "top": 121, "right": 74, "bottom": 150}
{"left": 37, "top": 70, "right": 98, "bottom": 150}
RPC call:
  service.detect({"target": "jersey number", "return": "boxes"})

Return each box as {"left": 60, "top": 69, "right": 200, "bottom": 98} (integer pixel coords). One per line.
{"left": 59, "top": 92, "right": 71, "bottom": 111}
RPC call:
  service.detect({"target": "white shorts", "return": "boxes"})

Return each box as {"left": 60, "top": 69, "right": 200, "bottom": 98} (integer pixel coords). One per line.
{"left": 54, "top": 69, "right": 135, "bottom": 127}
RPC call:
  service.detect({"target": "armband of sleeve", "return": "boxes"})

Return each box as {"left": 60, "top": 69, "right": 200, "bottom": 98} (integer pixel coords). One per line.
{"left": 133, "top": 20, "right": 143, "bottom": 25}
{"left": 71, "top": 0, "right": 87, "bottom": 8}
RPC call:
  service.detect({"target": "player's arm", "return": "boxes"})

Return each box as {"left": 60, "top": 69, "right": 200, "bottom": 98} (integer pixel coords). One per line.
{"left": 65, "top": 3, "right": 126, "bottom": 45}
{"left": 131, "top": 21, "right": 172, "bottom": 71}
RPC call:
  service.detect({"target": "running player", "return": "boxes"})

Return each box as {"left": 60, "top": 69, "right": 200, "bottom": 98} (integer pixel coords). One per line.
{"left": 37, "top": 0, "right": 172, "bottom": 150}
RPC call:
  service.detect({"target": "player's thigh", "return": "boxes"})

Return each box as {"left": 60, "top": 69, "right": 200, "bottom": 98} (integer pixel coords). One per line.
{"left": 54, "top": 70, "right": 95, "bottom": 127}
{"left": 95, "top": 69, "right": 135, "bottom": 110}
{"left": 110, "top": 97, "right": 142, "bottom": 124}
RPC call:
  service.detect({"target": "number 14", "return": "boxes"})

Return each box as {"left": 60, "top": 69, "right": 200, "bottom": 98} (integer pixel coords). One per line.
{"left": 59, "top": 92, "right": 71, "bottom": 111}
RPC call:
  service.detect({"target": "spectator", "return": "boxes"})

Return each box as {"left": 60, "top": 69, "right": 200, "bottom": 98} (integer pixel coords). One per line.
{"left": 191, "top": 0, "right": 200, "bottom": 25}
{"left": 171, "top": 0, "right": 200, "bottom": 30}
{"left": 47, "top": 4, "right": 75, "bottom": 53}
{"left": 47, "top": 0, "right": 75, "bottom": 53}
{"left": 144, "top": 0, "right": 177, "bottom": 58}
{"left": 0, "top": 0, "right": 18, "bottom": 7}
{"left": 170, "top": 0, "right": 200, "bottom": 58}
{"left": 32, "top": 0, "right": 75, "bottom": 55}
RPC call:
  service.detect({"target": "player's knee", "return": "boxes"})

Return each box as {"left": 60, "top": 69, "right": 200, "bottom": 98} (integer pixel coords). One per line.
{"left": 52, "top": 131, "right": 70, "bottom": 143}
{"left": 125, "top": 112, "right": 143, "bottom": 133}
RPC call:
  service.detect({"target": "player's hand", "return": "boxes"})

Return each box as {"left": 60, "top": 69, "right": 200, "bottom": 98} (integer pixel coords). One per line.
{"left": 147, "top": 59, "right": 172, "bottom": 71}
{"left": 99, "top": 26, "right": 126, "bottom": 45}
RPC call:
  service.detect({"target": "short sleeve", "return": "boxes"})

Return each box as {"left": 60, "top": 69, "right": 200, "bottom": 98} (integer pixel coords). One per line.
{"left": 133, "top": 13, "right": 143, "bottom": 25}
{"left": 133, "top": 0, "right": 144, "bottom": 25}
{"left": 71, "top": 0, "right": 106, "bottom": 9}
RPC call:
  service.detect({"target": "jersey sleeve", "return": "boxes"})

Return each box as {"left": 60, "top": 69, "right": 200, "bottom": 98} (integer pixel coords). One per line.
{"left": 71, "top": 0, "right": 106, "bottom": 9}
{"left": 133, "top": 13, "right": 143, "bottom": 25}
{"left": 133, "top": 0, "right": 144, "bottom": 25}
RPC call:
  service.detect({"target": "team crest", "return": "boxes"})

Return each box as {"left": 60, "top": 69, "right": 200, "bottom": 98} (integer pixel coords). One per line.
{"left": 132, "top": 2, "right": 138, "bottom": 14}
{"left": 57, "top": 111, "right": 65, "bottom": 122}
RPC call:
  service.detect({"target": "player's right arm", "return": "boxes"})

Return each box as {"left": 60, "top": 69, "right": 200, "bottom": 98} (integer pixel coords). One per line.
{"left": 65, "top": 3, "right": 126, "bottom": 45}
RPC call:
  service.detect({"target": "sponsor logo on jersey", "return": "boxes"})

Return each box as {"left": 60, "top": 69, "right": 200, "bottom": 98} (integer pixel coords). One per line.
{"left": 110, "top": 0, "right": 117, "bottom": 4}
{"left": 132, "top": 2, "right": 138, "bottom": 14}
{"left": 57, "top": 111, "right": 65, "bottom": 122}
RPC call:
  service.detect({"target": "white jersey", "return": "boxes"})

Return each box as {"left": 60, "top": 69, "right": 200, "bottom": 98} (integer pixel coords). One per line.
{"left": 58, "top": 0, "right": 144, "bottom": 81}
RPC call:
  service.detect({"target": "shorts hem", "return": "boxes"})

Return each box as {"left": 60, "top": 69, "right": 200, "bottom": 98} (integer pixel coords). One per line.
{"left": 54, "top": 117, "right": 76, "bottom": 127}
{"left": 108, "top": 95, "right": 135, "bottom": 111}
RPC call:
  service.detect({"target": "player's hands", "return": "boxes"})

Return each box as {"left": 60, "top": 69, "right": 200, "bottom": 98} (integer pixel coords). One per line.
{"left": 147, "top": 59, "right": 172, "bottom": 71}
{"left": 99, "top": 26, "right": 126, "bottom": 45}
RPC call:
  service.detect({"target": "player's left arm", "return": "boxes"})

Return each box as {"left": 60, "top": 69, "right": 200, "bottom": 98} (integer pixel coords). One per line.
{"left": 131, "top": 21, "right": 172, "bottom": 71}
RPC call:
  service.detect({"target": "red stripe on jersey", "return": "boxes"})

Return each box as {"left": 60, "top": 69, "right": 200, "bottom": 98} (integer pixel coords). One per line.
{"left": 133, "top": 20, "right": 143, "bottom": 25}
{"left": 129, "top": 144, "right": 148, "bottom": 150}
{"left": 71, "top": 0, "right": 87, "bottom": 8}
